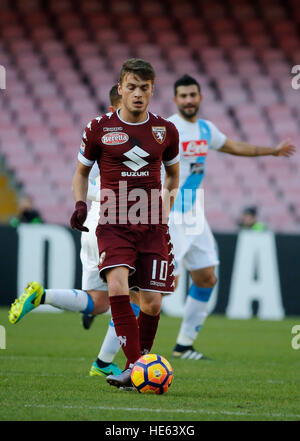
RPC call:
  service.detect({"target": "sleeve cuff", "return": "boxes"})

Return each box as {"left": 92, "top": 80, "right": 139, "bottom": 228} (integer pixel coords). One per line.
{"left": 78, "top": 152, "right": 95, "bottom": 167}
{"left": 163, "top": 153, "right": 180, "bottom": 167}
{"left": 212, "top": 134, "right": 227, "bottom": 150}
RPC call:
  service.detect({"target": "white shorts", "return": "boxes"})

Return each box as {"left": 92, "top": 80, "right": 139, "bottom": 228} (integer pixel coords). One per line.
{"left": 80, "top": 210, "right": 108, "bottom": 291}
{"left": 169, "top": 214, "right": 219, "bottom": 275}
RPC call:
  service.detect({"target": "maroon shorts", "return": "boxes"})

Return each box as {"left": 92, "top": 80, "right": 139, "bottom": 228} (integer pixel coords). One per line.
{"left": 96, "top": 224, "right": 175, "bottom": 294}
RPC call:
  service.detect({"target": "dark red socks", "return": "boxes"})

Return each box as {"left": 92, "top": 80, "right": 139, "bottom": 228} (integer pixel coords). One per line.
{"left": 137, "top": 310, "right": 160, "bottom": 354}
{"left": 109, "top": 295, "right": 141, "bottom": 367}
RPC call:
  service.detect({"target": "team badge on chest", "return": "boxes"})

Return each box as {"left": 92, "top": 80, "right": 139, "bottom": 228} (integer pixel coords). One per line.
{"left": 152, "top": 126, "right": 166, "bottom": 144}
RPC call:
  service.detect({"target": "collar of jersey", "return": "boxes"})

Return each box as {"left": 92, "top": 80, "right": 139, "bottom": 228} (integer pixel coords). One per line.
{"left": 117, "top": 108, "right": 149, "bottom": 125}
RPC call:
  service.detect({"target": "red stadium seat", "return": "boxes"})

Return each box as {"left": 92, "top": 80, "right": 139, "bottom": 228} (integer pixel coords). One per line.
{"left": 9, "top": 40, "right": 35, "bottom": 54}
{"left": 125, "top": 30, "right": 150, "bottom": 45}
{"left": 64, "top": 28, "right": 88, "bottom": 44}
{"left": 156, "top": 31, "right": 181, "bottom": 48}
{"left": 251, "top": 89, "right": 280, "bottom": 105}
{"left": 110, "top": 0, "right": 134, "bottom": 15}
{"left": 56, "top": 11, "right": 82, "bottom": 29}
{"left": 0, "top": 10, "right": 17, "bottom": 26}
{"left": 172, "top": 60, "right": 200, "bottom": 75}
{"left": 217, "top": 33, "right": 242, "bottom": 48}
{"left": 17, "top": 0, "right": 44, "bottom": 12}
{"left": 186, "top": 33, "right": 212, "bottom": 49}
{"left": 230, "top": 47, "right": 256, "bottom": 62}
{"left": 167, "top": 46, "right": 192, "bottom": 60}
{"left": 1, "top": 25, "right": 25, "bottom": 40}
{"left": 48, "top": 0, "right": 73, "bottom": 13}
{"left": 235, "top": 61, "right": 262, "bottom": 77}
{"left": 139, "top": 2, "right": 165, "bottom": 16}
{"left": 204, "top": 59, "right": 232, "bottom": 75}
{"left": 171, "top": 2, "right": 195, "bottom": 18}
{"left": 242, "top": 19, "right": 267, "bottom": 35}
{"left": 262, "top": 4, "right": 287, "bottom": 21}
{"left": 233, "top": 103, "right": 263, "bottom": 118}
{"left": 119, "top": 15, "right": 144, "bottom": 30}
{"left": 211, "top": 18, "right": 237, "bottom": 34}
{"left": 202, "top": 2, "right": 226, "bottom": 19}
{"left": 105, "top": 43, "right": 131, "bottom": 59}
{"left": 231, "top": 3, "right": 256, "bottom": 20}
{"left": 246, "top": 34, "right": 272, "bottom": 49}
{"left": 80, "top": 0, "right": 105, "bottom": 14}
{"left": 0, "top": 0, "right": 298, "bottom": 232}
{"left": 135, "top": 44, "right": 162, "bottom": 59}
{"left": 198, "top": 47, "right": 225, "bottom": 60}
{"left": 178, "top": 17, "right": 206, "bottom": 34}
{"left": 31, "top": 26, "right": 56, "bottom": 40}
{"left": 22, "top": 11, "right": 49, "bottom": 27}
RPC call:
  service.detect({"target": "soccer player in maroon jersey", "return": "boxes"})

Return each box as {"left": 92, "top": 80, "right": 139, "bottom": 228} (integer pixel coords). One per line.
{"left": 70, "top": 59, "right": 180, "bottom": 388}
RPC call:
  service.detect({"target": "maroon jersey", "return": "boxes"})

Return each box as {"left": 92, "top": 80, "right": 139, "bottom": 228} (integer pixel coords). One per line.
{"left": 78, "top": 109, "right": 179, "bottom": 224}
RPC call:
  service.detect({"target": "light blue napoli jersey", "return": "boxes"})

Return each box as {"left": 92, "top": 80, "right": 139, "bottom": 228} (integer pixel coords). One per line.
{"left": 167, "top": 113, "right": 226, "bottom": 213}
{"left": 86, "top": 162, "right": 101, "bottom": 219}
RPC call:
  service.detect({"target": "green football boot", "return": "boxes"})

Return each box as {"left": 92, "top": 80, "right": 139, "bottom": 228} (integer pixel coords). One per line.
{"left": 8, "top": 281, "right": 44, "bottom": 324}
{"left": 89, "top": 361, "right": 123, "bottom": 377}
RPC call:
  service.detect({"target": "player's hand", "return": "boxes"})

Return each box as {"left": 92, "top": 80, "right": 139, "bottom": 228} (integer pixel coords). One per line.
{"left": 70, "top": 201, "right": 89, "bottom": 232}
{"left": 273, "top": 139, "right": 296, "bottom": 157}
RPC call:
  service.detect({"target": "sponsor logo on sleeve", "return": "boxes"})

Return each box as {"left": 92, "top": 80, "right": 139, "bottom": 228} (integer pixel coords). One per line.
{"left": 80, "top": 140, "right": 86, "bottom": 154}
{"left": 152, "top": 126, "right": 166, "bottom": 144}
{"left": 101, "top": 132, "right": 129, "bottom": 145}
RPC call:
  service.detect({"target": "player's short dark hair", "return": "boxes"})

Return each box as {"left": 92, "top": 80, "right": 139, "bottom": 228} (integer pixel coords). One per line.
{"left": 174, "top": 74, "right": 201, "bottom": 96}
{"left": 109, "top": 84, "right": 121, "bottom": 107}
{"left": 120, "top": 58, "right": 155, "bottom": 84}
{"left": 243, "top": 206, "right": 257, "bottom": 216}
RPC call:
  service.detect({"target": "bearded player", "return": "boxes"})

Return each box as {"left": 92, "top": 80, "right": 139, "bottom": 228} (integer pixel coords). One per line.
{"left": 168, "top": 74, "right": 295, "bottom": 360}
{"left": 71, "top": 59, "right": 179, "bottom": 388}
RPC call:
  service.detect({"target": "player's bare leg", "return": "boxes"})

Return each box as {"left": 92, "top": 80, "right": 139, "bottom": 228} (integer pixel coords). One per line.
{"left": 173, "top": 266, "right": 216, "bottom": 359}
{"left": 81, "top": 289, "right": 109, "bottom": 329}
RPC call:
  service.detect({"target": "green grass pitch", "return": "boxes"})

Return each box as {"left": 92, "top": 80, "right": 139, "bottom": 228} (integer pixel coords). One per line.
{"left": 0, "top": 307, "right": 300, "bottom": 421}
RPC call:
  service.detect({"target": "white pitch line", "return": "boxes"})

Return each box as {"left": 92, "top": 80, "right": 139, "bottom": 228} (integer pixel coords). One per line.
{"left": 12, "top": 403, "right": 299, "bottom": 419}
{"left": 0, "top": 355, "right": 87, "bottom": 362}
{"left": 0, "top": 372, "right": 88, "bottom": 378}
{"left": 0, "top": 370, "right": 297, "bottom": 389}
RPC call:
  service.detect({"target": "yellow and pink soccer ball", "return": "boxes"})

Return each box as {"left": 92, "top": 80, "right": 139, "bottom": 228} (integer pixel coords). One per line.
{"left": 131, "top": 353, "right": 174, "bottom": 395}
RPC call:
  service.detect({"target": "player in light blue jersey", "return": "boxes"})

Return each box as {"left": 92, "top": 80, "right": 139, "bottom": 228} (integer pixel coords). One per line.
{"left": 169, "top": 75, "right": 295, "bottom": 360}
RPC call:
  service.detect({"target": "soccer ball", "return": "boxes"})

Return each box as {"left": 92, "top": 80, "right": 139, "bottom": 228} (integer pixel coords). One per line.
{"left": 131, "top": 353, "right": 174, "bottom": 394}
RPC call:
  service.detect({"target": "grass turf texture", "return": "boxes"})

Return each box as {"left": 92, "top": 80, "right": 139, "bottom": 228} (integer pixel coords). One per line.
{"left": 0, "top": 307, "right": 300, "bottom": 421}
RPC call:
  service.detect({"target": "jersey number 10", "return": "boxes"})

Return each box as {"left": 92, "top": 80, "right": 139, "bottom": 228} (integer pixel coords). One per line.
{"left": 152, "top": 259, "right": 168, "bottom": 281}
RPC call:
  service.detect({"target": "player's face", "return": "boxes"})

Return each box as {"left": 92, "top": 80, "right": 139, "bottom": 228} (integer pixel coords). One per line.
{"left": 241, "top": 213, "right": 256, "bottom": 227}
{"left": 174, "top": 85, "right": 202, "bottom": 120}
{"left": 118, "top": 73, "right": 154, "bottom": 117}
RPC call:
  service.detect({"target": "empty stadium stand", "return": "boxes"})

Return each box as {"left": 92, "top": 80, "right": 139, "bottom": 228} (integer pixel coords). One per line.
{"left": 0, "top": 0, "right": 299, "bottom": 231}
